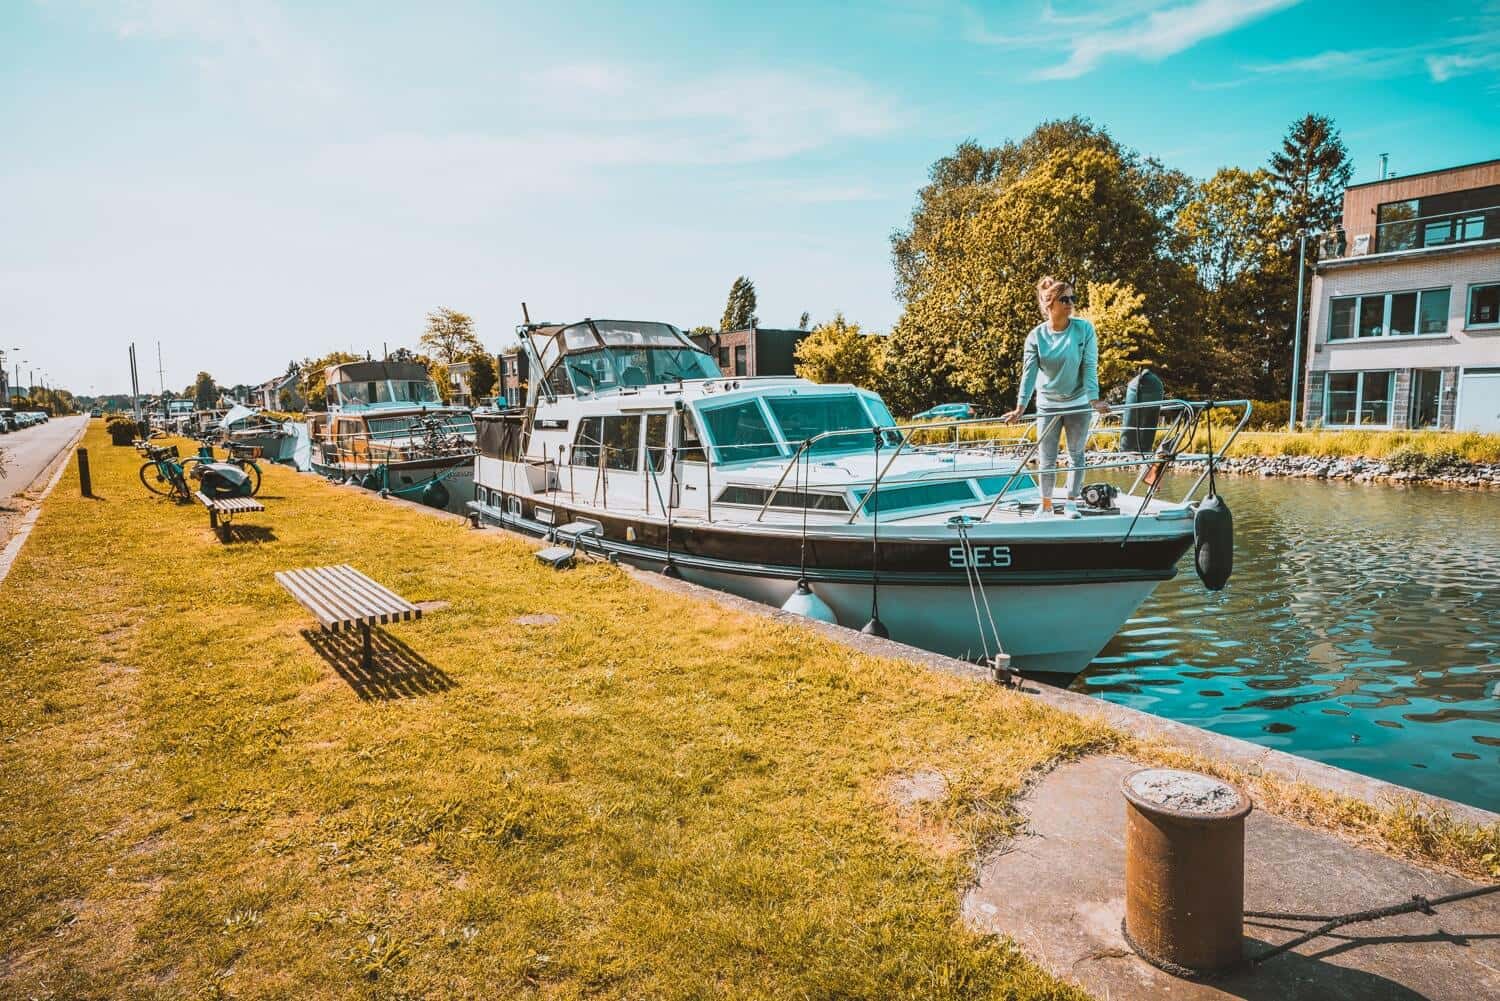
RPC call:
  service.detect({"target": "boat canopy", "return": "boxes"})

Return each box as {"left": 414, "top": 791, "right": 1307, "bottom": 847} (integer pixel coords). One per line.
{"left": 528, "top": 320, "right": 719, "bottom": 397}
{"left": 324, "top": 360, "right": 443, "bottom": 409}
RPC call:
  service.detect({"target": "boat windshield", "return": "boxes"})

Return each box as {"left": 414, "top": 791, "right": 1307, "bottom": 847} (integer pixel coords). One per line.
{"left": 766, "top": 394, "right": 894, "bottom": 456}
{"left": 555, "top": 346, "right": 718, "bottom": 394}
{"left": 333, "top": 379, "right": 442, "bottom": 407}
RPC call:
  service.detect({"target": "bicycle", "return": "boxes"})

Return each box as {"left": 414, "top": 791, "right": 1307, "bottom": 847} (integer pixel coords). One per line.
{"left": 181, "top": 438, "right": 264, "bottom": 495}
{"left": 137, "top": 443, "right": 192, "bottom": 502}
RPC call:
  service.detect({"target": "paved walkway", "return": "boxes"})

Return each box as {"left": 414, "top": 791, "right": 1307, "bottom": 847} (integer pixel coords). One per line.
{"left": 963, "top": 755, "right": 1499, "bottom": 1000}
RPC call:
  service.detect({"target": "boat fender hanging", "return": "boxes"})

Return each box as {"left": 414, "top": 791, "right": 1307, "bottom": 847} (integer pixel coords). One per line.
{"left": 1193, "top": 494, "right": 1233, "bottom": 591}
{"left": 781, "top": 579, "right": 836, "bottom": 623}
{"left": 421, "top": 479, "right": 450, "bottom": 510}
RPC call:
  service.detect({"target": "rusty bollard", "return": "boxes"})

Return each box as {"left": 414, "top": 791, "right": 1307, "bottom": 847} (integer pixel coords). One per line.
{"left": 1121, "top": 768, "right": 1252, "bottom": 977}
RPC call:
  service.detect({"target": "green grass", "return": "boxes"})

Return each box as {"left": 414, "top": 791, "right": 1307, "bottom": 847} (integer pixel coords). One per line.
{"left": 0, "top": 424, "right": 1108, "bottom": 999}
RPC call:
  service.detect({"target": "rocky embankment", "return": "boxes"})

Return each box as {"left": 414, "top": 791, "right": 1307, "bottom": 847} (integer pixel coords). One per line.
{"left": 1211, "top": 454, "right": 1500, "bottom": 488}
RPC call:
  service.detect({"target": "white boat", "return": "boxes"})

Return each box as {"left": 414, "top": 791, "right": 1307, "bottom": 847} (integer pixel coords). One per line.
{"left": 307, "top": 359, "right": 477, "bottom": 510}
{"left": 469, "top": 319, "right": 1247, "bottom": 680}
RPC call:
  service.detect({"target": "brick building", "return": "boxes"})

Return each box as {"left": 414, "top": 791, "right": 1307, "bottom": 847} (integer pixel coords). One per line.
{"left": 689, "top": 324, "right": 812, "bottom": 378}
{"left": 1303, "top": 158, "right": 1500, "bottom": 431}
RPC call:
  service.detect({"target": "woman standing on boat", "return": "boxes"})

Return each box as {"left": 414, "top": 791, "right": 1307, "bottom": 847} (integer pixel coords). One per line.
{"left": 1001, "top": 276, "right": 1109, "bottom": 511}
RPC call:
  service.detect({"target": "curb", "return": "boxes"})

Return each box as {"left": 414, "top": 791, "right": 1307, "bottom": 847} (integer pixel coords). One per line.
{"left": 310, "top": 475, "right": 1500, "bottom": 828}
{"left": 0, "top": 418, "right": 89, "bottom": 587}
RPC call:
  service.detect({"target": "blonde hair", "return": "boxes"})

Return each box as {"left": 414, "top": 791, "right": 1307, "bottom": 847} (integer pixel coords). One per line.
{"left": 1036, "top": 276, "right": 1073, "bottom": 318}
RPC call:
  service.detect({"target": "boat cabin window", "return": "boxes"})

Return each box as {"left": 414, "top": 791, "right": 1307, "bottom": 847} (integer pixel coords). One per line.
{"left": 571, "top": 415, "right": 642, "bottom": 470}
{"left": 975, "top": 473, "right": 1037, "bottom": 496}
{"left": 716, "top": 485, "right": 850, "bottom": 512}
{"left": 678, "top": 410, "right": 707, "bottom": 463}
{"left": 854, "top": 480, "right": 978, "bottom": 514}
{"left": 766, "top": 394, "right": 885, "bottom": 456}
{"left": 331, "top": 379, "right": 441, "bottom": 407}
{"left": 646, "top": 413, "right": 669, "bottom": 472}
{"left": 698, "top": 400, "right": 781, "bottom": 464}
{"left": 366, "top": 414, "right": 476, "bottom": 440}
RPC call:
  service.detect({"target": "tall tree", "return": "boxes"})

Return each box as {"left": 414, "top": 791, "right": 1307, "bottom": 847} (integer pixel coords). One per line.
{"left": 792, "top": 314, "right": 886, "bottom": 389}
{"left": 467, "top": 351, "right": 497, "bottom": 402}
{"left": 420, "top": 308, "right": 482, "bottom": 364}
{"left": 798, "top": 311, "right": 811, "bottom": 330}
{"left": 193, "top": 371, "right": 217, "bottom": 409}
{"left": 1269, "top": 114, "right": 1352, "bottom": 236}
{"left": 1079, "top": 281, "right": 1164, "bottom": 395}
{"left": 720, "top": 277, "right": 757, "bottom": 332}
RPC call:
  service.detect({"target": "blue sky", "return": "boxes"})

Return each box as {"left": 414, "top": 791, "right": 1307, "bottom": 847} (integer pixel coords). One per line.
{"left": 3, "top": 1, "right": 1497, "bottom": 395}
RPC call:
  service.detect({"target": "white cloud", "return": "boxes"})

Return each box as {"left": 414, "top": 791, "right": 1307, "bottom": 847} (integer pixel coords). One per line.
{"left": 1032, "top": 0, "right": 1300, "bottom": 80}
{"left": 1427, "top": 51, "right": 1500, "bottom": 82}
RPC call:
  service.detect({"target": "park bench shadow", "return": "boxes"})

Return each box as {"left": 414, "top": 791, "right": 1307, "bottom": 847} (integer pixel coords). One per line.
{"left": 300, "top": 626, "right": 456, "bottom": 701}
{"left": 222, "top": 525, "right": 277, "bottom": 544}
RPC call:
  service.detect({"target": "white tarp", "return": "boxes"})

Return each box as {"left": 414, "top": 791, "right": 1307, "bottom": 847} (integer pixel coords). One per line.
{"left": 220, "top": 404, "right": 259, "bottom": 429}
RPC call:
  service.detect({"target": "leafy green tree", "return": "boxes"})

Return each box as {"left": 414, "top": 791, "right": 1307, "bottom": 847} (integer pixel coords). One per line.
{"left": 1079, "top": 281, "right": 1164, "bottom": 396}
{"left": 193, "top": 371, "right": 217, "bottom": 409}
{"left": 720, "top": 277, "right": 757, "bottom": 332}
{"left": 467, "top": 350, "right": 497, "bottom": 402}
{"left": 885, "top": 121, "right": 1201, "bottom": 413}
{"left": 419, "top": 308, "right": 482, "bottom": 364}
{"left": 798, "top": 311, "right": 810, "bottom": 330}
{"left": 793, "top": 314, "right": 886, "bottom": 389}
{"left": 1269, "top": 114, "right": 1351, "bottom": 237}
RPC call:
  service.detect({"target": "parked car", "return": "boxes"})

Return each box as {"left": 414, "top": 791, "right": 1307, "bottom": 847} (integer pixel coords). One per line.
{"left": 27, "top": 410, "right": 48, "bottom": 423}
{"left": 912, "top": 402, "right": 974, "bottom": 421}
{"left": 0, "top": 408, "right": 13, "bottom": 432}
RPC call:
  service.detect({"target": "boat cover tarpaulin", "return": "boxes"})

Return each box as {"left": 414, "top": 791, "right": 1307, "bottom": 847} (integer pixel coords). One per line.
{"left": 220, "top": 404, "right": 259, "bottom": 429}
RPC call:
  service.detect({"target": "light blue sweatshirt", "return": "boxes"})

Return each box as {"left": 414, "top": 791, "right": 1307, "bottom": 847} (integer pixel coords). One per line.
{"left": 1016, "top": 317, "right": 1100, "bottom": 411}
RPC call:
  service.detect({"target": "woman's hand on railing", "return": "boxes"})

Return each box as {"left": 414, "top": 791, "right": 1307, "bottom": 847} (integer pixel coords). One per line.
{"left": 1091, "top": 399, "right": 1111, "bottom": 416}
{"left": 999, "top": 407, "right": 1024, "bottom": 424}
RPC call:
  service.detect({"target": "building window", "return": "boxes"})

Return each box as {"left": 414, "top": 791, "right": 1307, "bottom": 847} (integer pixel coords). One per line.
{"left": 1469, "top": 283, "right": 1500, "bottom": 328}
{"left": 1329, "top": 288, "right": 1449, "bottom": 340}
{"left": 734, "top": 345, "right": 748, "bottom": 376}
{"left": 1409, "top": 370, "right": 1443, "bottom": 429}
{"left": 718, "top": 347, "right": 730, "bottom": 369}
{"left": 1322, "top": 371, "right": 1393, "bottom": 426}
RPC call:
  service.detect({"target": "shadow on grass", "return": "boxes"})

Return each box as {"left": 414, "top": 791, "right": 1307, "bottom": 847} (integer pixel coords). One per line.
{"left": 224, "top": 524, "right": 277, "bottom": 544}
{"left": 300, "top": 627, "right": 457, "bottom": 701}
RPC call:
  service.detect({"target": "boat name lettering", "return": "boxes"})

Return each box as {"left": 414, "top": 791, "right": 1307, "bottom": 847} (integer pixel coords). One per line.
{"left": 949, "top": 545, "right": 1011, "bottom": 569}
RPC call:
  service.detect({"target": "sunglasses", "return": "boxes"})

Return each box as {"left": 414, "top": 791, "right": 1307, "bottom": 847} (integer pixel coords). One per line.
{"left": 1056, "top": 295, "right": 1076, "bottom": 305}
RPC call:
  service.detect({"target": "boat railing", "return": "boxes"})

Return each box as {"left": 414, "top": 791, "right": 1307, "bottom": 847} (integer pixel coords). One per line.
{"left": 745, "top": 398, "right": 1251, "bottom": 523}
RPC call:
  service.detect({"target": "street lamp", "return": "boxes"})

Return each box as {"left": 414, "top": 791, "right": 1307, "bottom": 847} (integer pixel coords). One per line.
{"left": 1288, "top": 228, "right": 1322, "bottom": 432}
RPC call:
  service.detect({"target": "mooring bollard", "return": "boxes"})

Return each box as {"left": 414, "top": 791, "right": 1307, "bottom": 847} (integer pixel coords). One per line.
{"left": 78, "top": 447, "right": 93, "bottom": 497}
{"left": 1121, "top": 767, "right": 1252, "bottom": 977}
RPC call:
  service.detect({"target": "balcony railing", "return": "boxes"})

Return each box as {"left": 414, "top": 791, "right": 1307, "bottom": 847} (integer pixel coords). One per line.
{"left": 1374, "top": 204, "right": 1500, "bottom": 253}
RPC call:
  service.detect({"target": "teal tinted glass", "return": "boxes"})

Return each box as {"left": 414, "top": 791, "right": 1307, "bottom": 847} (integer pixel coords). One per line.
{"left": 855, "top": 479, "right": 977, "bottom": 514}
{"left": 766, "top": 395, "right": 875, "bottom": 455}
{"left": 699, "top": 401, "right": 781, "bottom": 463}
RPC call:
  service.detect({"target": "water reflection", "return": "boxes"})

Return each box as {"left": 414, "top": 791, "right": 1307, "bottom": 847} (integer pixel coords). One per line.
{"left": 1073, "top": 474, "right": 1500, "bottom": 811}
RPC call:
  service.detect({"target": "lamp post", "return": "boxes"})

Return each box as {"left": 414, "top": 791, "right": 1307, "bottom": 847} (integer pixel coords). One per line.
{"left": 1288, "top": 228, "right": 1321, "bottom": 431}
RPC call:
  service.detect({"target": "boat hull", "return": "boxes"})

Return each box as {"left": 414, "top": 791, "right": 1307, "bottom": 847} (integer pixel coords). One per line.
{"left": 312, "top": 457, "right": 475, "bottom": 512}
{"left": 470, "top": 496, "right": 1187, "bottom": 678}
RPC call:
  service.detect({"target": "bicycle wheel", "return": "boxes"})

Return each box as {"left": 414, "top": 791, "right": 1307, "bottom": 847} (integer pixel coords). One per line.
{"left": 139, "top": 461, "right": 178, "bottom": 496}
{"left": 240, "top": 461, "right": 263, "bottom": 496}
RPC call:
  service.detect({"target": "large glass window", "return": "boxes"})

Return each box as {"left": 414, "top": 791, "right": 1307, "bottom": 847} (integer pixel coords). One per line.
{"left": 698, "top": 400, "right": 781, "bottom": 463}
{"left": 1418, "top": 288, "right": 1450, "bottom": 334}
{"left": 1410, "top": 370, "right": 1442, "bottom": 429}
{"left": 1331, "top": 289, "right": 1449, "bottom": 340}
{"left": 601, "top": 415, "right": 641, "bottom": 471}
{"left": 854, "top": 480, "right": 979, "bottom": 514}
{"left": 734, "top": 346, "right": 747, "bottom": 376}
{"left": 571, "top": 416, "right": 603, "bottom": 467}
{"left": 1325, "top": 373, "right": 1358, "bottom": 425}
{"left": 1470, "top": 283, "right": 1500, "bottom": 327}
{"left": 678, "top": 411, "right": 707, "bottom": 463}
{"left": 1358, "top": 296, "right": 1386, "bottom": 338}
{"left": 1329, "top": 298, "right": 1356, "bottom": 340}
{"left": 1322, "top": 371, "right": 1393, "bottom": 426}
{"left": 646, "top": 413, "right": 669, "bottom": 473}
{"left": 766, "top": 395, "right": 878, "bottom": 456}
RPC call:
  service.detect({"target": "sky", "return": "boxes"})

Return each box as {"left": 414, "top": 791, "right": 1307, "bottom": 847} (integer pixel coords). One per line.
{"left": 2, "top": 0, "right": 1497, "bottom": 396}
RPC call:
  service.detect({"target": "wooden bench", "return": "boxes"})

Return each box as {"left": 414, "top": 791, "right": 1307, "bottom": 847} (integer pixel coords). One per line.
{"left": 194, "top": 490, "right": 266, "bottom": 542}
{"left": 275, "top": 564, "right": 422, "bottom": 669}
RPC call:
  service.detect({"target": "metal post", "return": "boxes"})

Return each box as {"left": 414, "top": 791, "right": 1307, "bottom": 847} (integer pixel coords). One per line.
{"left": 361, "top": 622, "right": 372, "bottom": 669}
{"left": 1289, "top": 228, "right": 1309, "bottom": 431}
{"left": 78, "top": 448, "right": 92, "bottom": 497}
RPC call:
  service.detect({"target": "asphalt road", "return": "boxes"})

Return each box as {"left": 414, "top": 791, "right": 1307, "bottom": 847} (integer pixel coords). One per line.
{"left": 1, "top": 415, "right": 87, "bottom": 501}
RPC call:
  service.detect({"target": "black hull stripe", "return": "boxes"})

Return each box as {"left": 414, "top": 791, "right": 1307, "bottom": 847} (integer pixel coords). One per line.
{"left": 472, "top": 500, "right": 1186, "bottom": 587}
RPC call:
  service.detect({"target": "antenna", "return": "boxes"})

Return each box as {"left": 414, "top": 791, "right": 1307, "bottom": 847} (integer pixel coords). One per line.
{"left": 156, "top": 341, "right": 165, "bottom": 394}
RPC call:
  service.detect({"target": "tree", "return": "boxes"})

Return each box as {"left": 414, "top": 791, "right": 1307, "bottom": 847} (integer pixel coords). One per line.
{"left": 798, "top": 311, "right": 810, "bottom": 330}
{"left": 297, "top": 351, "right": 362, "bottom": 411}
{"left": 1079, "top": 281, "right": 1164, "bottom": 396}
{"left": 467, "top": 351, "right": 497, "bottom": 402}
{"left": 885, "top": 121, "right": 1202, "bottom": 413}
{"left": 1269, "top": 114, "right": 1351, "bottom": 237}
{"left": 793, "top": 314, "right": 886, "bottom": 389}
{"left": 720, "top": 277, "right": 757, "bottom": 332}
{"left": 419, "top": 308, "right": 482, "bottom": 364}
{"left": 885, "top": 140, "right": 1183, "bottom": 413}
{"left": 193, "top": 371, "right": 217, "bottom": 409}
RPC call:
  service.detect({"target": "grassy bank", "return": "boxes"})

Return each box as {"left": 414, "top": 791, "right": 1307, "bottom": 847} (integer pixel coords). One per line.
{"left": 1201, "top": 428, "right": 1500, "bottom": 463}
{"left": 1, "top": 424, "right": 1109, "bottom": 999}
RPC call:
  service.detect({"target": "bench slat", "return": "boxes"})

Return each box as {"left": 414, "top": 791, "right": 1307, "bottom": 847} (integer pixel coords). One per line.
{"left": 275, "top": 564, "right": 420, "bottom": 634}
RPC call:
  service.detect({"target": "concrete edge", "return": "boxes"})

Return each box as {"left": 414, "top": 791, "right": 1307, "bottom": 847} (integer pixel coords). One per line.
{"left": 0, "top": 418, "right": 89, "bottom": 587}
{"left": 305, "top": 474, "right": 1500, "bottom": 829}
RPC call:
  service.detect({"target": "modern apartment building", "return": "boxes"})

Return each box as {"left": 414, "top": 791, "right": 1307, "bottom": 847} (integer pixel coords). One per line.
{"left": 1303, "top": 158, "right": 1500, "bottom": 432}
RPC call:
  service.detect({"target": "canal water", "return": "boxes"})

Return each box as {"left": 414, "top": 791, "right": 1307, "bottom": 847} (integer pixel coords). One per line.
{"left": 1073, "top": 474, "right": 1500, "bottom": 813}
